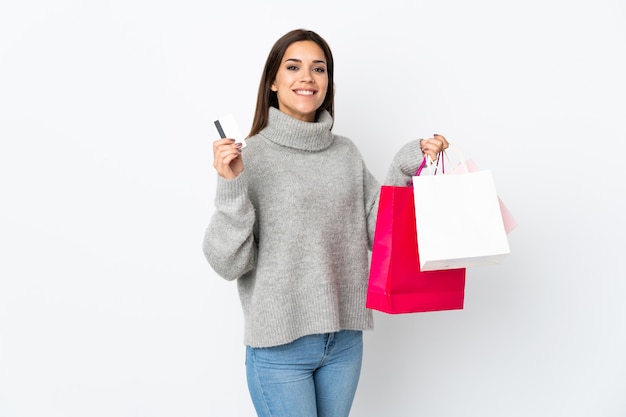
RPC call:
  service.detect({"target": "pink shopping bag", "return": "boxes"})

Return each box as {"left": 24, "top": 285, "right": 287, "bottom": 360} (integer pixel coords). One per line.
{"left": 366, "top": 185, "right": 466, "bottom": 314}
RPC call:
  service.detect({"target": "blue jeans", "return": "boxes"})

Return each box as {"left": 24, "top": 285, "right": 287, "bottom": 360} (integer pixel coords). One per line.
{"left": 246, "top": 330, "right": 363, "bottom": 417}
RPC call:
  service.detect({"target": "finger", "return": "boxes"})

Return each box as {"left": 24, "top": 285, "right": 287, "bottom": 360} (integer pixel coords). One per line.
{"left": 433, "top": 133, "right": 449, "bottom": 149}
{"left": 213, "top": 138, "right": 236, "bottom": 153}
{"left": 425, "top": 138, "right": 444, "bottom": 154}
{"left": 421, "top": 139, "right": 440, "bottom": 153}
{"left": 213, "top": 144, "right": 240, "bottom": 170}
{"left": 420, "top": 143, "right": 439, "bottom": 160}
{"left": 216, "top": 146, "right": 241, "bottom": 165}
{"left": 213, "top": 140, "right": 240, "bottom": 156}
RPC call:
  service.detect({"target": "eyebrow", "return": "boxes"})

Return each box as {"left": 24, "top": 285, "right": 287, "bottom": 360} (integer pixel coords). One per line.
{"left": 284, "top": 58, "right": 327, "bottom": 65}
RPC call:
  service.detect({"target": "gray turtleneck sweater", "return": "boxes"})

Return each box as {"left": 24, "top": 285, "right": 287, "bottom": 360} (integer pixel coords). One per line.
{"left": 203, "top": 107, "right": 422, "bottom": 348}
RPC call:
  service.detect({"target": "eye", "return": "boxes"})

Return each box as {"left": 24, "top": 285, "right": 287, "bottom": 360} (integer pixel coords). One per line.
{"left": 286, "top": 65, "right": 299, "bottom": 71}
{"left": 313, "top": 67, "right": 326, "bottom": 73}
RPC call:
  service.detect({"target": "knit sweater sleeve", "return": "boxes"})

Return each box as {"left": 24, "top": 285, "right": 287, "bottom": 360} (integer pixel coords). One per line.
{"left": 202, "top": 173, "right": 257, "bottom": 281}
{"left": 363, "top": 163, "right": 380, "bottom": 248}
{"left": 364, "top": 139, "right": 424, "bottom": 247}
{"left": 384, "top": 139, "right": 424, "bottom": 186}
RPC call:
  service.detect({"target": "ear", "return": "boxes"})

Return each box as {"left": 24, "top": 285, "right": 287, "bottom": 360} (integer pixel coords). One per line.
{"left": 270, "top": 82, "right": 278, "bottom": 92}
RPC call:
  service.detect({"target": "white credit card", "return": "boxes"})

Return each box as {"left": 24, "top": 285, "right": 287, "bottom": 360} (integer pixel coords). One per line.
{"left": 214, "top": 113, "right": 246, "bottom": 148}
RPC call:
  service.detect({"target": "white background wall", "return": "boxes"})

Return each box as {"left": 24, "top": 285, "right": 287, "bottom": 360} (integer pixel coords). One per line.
{"left": 1, "top": 1, "right": 625, "bottom": 416}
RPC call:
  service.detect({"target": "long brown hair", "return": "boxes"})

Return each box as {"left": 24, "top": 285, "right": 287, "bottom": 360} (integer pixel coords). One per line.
{"left": 248, "top": 29, "right": 335, "bottom": 137}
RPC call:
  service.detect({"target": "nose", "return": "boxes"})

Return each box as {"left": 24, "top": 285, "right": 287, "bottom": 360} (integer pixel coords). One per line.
{"left": 299, "top": 69, "right": 314, "bottom": 83}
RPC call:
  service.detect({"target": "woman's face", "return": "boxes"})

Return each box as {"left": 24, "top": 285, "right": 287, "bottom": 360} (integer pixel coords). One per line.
{"left": 271, "top": 40, "right": 329, "bottom": 122}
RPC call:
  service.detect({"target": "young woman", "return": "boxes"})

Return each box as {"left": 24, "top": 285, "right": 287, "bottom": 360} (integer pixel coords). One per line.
{"left": 203, "top": 28, "right": 447, "bottom": 417}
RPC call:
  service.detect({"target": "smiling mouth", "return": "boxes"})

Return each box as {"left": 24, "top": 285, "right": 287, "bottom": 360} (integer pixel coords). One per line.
{"left": 294, "top": 89, "right": 316, "bottom": 96}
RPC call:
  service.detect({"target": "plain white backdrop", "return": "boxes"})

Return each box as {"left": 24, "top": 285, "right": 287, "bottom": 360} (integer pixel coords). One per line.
{"left": 1, "top": 1, "right": 625, "bottom": 416}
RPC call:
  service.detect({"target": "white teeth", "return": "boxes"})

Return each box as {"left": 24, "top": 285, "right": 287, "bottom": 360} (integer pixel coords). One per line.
{"left": 295, "top": 90, "right": 314, "bottom": 95}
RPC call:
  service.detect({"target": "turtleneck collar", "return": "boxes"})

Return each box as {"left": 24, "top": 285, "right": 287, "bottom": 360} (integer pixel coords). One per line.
{"left": 259, "top": 107, "right": 334, "bottom": 152}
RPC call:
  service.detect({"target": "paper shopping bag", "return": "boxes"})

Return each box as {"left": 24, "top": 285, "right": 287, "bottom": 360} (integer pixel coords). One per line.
{"left": 366, "top": 186, "right": 466, "bottom": 314}
{"left": 451, "top": 159, "right": 518, "bottom": 234}
{"left": 412, "top": 165, "right": 510, "bottom": 271}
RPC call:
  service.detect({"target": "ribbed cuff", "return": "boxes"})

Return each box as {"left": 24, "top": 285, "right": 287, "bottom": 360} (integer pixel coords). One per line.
{"left": 384, "top": 139, "right": 424, "bottom": 186}
{"left": 394, "top": 139, "right": 424, "bottom": 176}
{"left": 214, "top": 172, "right": 250, "bottom": 210}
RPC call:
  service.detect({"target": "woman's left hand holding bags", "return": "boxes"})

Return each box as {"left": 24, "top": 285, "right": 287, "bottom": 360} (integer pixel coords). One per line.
{"left": 419, "top": 134, "right": 449, "bottom": 162}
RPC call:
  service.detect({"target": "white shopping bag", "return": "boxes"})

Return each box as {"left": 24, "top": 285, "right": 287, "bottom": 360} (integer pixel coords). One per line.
{"left": 412, "top": 149, "right": 510, "bottom": 271}
{"left": 451, "top": 159, "right": 518, "bottom": 234}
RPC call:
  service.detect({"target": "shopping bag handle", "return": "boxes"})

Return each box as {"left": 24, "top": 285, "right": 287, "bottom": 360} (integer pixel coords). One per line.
{"left": 445, "top": 143, "right": 469, "bottom": 174}
{"left": 415, "top": 151, "right": 444, "bottom": 177}
{"left": 414, "top": 157, "right": 428, "bottom": 176}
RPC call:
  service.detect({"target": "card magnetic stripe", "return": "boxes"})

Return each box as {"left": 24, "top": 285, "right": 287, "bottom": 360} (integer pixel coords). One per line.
{"left": 214, "top": 120, "right": 227, "bottom": 139}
